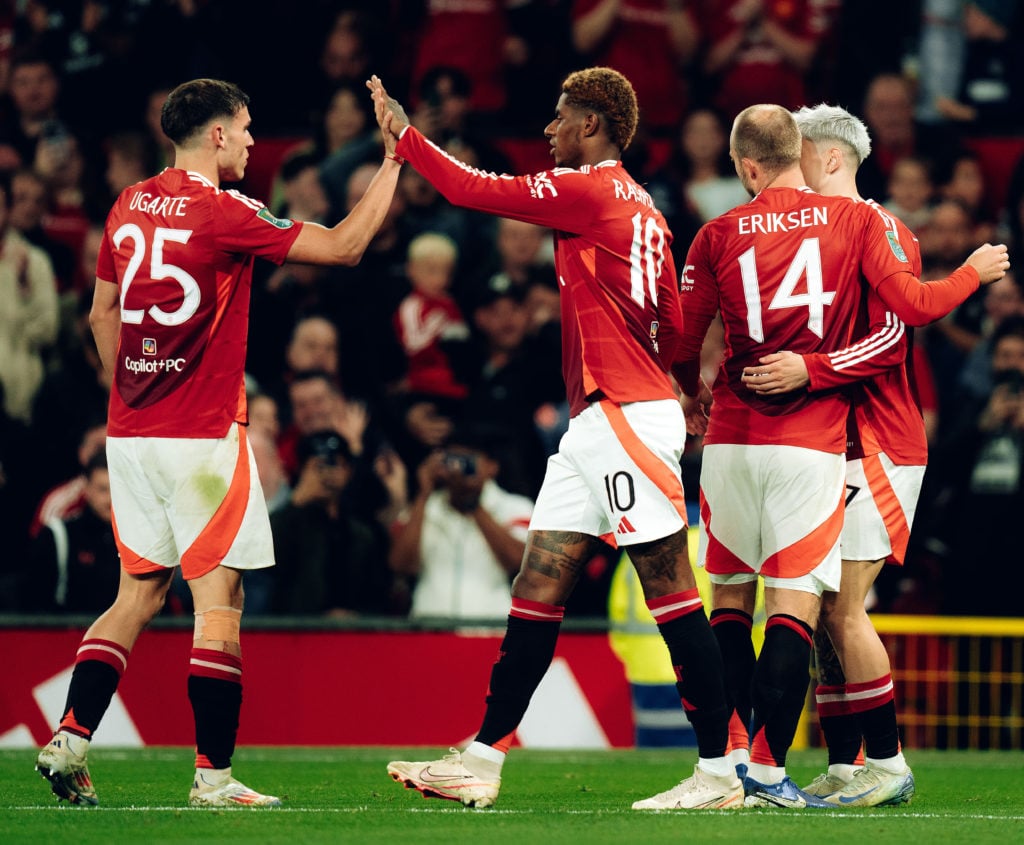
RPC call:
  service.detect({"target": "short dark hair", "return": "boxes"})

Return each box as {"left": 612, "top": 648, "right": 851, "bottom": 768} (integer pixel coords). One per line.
{"left": 561, "top": 67, "right": 638, "bottom": 152}
{"left": 160, "top": 79, "right": 250, "bottom": 147}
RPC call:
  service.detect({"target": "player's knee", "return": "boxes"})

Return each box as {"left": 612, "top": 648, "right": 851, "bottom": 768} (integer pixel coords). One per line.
{"left": 193, "top": 606, "right": 242, "bottom": 645}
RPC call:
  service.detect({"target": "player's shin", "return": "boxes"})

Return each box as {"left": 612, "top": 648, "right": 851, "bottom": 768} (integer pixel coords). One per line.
{"left": 650, "top": 590, "right": 731, "bottom": 762}
{"left": 475, "top": 598, "right": 564, "bottom": 747}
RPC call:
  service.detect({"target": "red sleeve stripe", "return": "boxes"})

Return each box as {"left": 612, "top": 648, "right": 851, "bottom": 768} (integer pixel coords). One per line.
{"left": 765, "top": 614, "right": 813, "bottom": 645}
{"left": 709, "top": 608, "right": 753, "bottom": 629}
{"left": 76, "top": 639, "right": 129, "bottom": 674}
{"left": 646, "top": 588, "right": 704, "bottom": 623}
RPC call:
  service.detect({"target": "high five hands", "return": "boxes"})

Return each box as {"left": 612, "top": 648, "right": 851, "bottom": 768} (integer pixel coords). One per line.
{"left": 366, "top": 75, "right": 411, "bottom": 147}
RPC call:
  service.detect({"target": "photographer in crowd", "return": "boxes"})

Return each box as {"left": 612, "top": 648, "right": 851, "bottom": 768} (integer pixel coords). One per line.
{"left": 388, "top": 424, "right": 533, "bottom": 619}
{"left": 923, "top": 315, "right": 1024, "bottom": 616}
{"left": 269, "top": 430, "right": 394, "bottom": 617}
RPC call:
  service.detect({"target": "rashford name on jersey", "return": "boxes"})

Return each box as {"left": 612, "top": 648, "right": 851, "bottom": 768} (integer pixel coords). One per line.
{"left": 737, "top": 206, "right": 828, "bottom": 234}
{"left": 611, "top": 178, "right": 655, "bottom": 208}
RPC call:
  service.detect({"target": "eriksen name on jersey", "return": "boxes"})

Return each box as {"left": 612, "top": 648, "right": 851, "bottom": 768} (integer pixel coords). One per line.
{"left": 737, "top": 206, "right": 828, "bottom": 235}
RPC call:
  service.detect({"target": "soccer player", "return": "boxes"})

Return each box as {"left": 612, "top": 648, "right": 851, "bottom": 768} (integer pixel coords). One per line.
{"left": 678, "top": 104, "right": 1008, "bottom": 809}
{"left": 738, "top": 103, "right": 980, "bottom": 807}
{"left": 371, "top": 69, "right": 742, "bottom": 811}
{"left": 34, "top": 78, "right": 403, "bottom": 807}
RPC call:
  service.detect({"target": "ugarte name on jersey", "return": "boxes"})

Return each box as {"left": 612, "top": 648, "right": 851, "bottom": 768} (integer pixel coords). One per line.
{"left": 128, "top": 190, "right": 190, "bottom": 217}
{"left": 737, "top": 206, "right": 828, "bottom": 235}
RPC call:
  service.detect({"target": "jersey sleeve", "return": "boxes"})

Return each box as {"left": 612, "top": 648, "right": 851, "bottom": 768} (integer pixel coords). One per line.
{"left": 212, "top": 190, "right": 303, "bottom": 264}
{"left": 652, "top": 248, "right": 685, "bottom": 373}
{"left": 804, "top": 303, "right": 908, "bottom": 392}
{"left": 672, "top": 224, "right": 720, "bottom": 395}
{"left": 396, "top": 127, "right": 598, "bottom": 232}
{"left": 858, "top": 203, "right": 979, "bottom": 325}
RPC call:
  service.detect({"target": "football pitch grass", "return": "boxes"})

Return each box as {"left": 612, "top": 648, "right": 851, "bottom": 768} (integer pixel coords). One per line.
{"left": 2, "top": 747, "right": 1021, "bottom": 844}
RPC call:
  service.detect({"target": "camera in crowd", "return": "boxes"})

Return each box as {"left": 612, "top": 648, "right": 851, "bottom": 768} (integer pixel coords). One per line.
{"left": 443, "top": 451, "right": 477, "bottom": 476}
{"left": 299, "top": 430, "right": 352, "bottom": 468}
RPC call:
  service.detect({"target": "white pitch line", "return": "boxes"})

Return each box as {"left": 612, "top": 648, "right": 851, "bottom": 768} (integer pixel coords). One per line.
{"left": 5, "top": 806, "right": 1023, "bottom": 821}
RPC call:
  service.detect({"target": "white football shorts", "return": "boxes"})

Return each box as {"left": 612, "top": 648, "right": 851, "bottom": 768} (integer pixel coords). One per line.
{"left": 698, "top": 443, "right": 845, "bottom": 594}
{"left": 529, "top": 399, "right": 688, "bottom": 546}
{"left": 106, "top": 422, "right": 275, "bottom": 580}
{"left": 842, "top": 452, "right": 924, "bottom": 565}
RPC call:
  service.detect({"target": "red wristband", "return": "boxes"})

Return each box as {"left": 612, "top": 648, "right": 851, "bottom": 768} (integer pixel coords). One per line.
{"left": 385, "top": 153, "right": 405, "bottom": 165}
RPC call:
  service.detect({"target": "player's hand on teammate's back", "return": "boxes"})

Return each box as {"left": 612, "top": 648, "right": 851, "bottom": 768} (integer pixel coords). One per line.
{"left": 966, "top": 243, "right": 1011, "bottom": 285}
{"left": 681, "top": 380, "right": 714, "bottom": 437}
{"left": 741, "top": 351, "right": 809, "bottom": 395}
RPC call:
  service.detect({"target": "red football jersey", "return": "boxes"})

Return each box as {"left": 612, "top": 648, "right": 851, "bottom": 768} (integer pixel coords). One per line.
{"left": 396, "top": 127, "right": 684, "bottom": 417}
{"left": 680, "top": 188, "right": 979, "bottom": 452}
{"left": 97, "top": 169, "right": 302, "bottom": 438}
{"left": 804, "top": 202, "right": 928, "bottom": 465}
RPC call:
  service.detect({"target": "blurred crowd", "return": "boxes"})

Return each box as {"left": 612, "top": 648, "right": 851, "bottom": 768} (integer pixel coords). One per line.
{"left": 0, "top": 0, "right": 1023, "bottom": 620}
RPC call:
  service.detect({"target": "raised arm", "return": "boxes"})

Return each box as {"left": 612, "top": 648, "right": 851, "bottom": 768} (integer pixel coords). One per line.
{"left": 860, "top": 203, "right": 1010, "bottom": 325}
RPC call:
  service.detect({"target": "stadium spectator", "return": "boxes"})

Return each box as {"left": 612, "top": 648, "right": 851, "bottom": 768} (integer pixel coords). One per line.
{"left": 883, "top": 156, "right": 935, "bottom": 234}
{"left": 24, "top": 450, "right": 118, "bottom": 615}
{"left": 324, "top": 160, "right": 410, "bottom": 401}
{"left": 374, "top": 67, "right": 741, "bottom": 811}
{"left": 925, "top": 316, "right": 1024, "bottom": 617}
{"left": 408, "top": 0, "right": 527, "bottom": 118}
{"left": 0, "top": 172, "right": 58, "bottom": 424}
{"left": 571, "top": 0, "right": 698, "bottom": 134}
{"left": 0, "top": 50, "right": 65, "bottom": 169}
{"left": 392, "top": 231, "right": 471, "bottom": 401}
{"left": 856, "top": 72, "right": 961, "bottom": 206}
{"left": 29, "top": 417, "right": 106, "bottom": 539}
{"left": 34, "top": 77, "right": 402, "bottom": 810}
{"left": 269, "top": 429, "right": 394, "bottom": 617}
{"left": 456, "top": 275, "right": 563, "bottom": 498}
{"left": 694, "top": 0, "right": 835, "bottom": 122}
{"left": 7, "top": 166, "right": 75, "bottom": 292}
{"left": 915, "top": 0, "right": 968, "bottom": 127}
{"left": 29, "top": 292, "right": 110, "bottom": 494}
{"left": 103, "top": 132, "right": 158, "bottom": 202}
{"left": 646, "top": 106, "right": 745, "bottom": 265}
{"left": 932, "top": 0, "right": 1024, "bottom": 134}
{"left": 315, "top": 80, "right": 381, "bottom": 221}
{"left": 389, "top": 424, "right": 533, "bottom": 619}
{"left": 955, "top": 272, "right": 1024, "bottom": 402}
{"left": 934, "top": 148, "right": 997, "bottom": 243}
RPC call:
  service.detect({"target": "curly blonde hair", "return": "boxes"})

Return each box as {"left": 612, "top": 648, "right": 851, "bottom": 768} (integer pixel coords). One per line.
{"left": 561, "top": 67, "right": 638, "bottom": 152}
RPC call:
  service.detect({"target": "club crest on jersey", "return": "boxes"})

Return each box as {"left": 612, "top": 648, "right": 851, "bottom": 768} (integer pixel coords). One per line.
{"left": 142, "top": 338, "right": 157, "bottom": 356}
{"left": 885, "top": 230, "right": 908, "bottom": 263}
{"left": 256, "top": 207, "right": 294, "bottom": 229}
